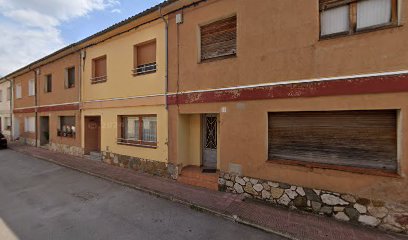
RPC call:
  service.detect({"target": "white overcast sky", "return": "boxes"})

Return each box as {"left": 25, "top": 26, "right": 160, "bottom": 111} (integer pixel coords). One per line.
{"left": 0, "top": 0, "right": 163, "bottom": 76}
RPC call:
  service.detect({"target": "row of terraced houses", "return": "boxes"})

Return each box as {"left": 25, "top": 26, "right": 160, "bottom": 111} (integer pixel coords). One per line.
{"left": 1, "top": 0, "right": 408, "bottom": 234}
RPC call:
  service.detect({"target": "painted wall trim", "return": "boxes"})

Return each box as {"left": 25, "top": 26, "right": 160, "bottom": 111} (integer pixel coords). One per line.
{"left": 14, "top": 102, "right": 80, "bottom": 113}
{"left": 168, "top": 71, "right": 408, "bottom": 105}
{"left": 168, "top": 70, "right": 408, "bottom": 95}
{"left": 83, "top": 94, "right": 166, "bottom": 103}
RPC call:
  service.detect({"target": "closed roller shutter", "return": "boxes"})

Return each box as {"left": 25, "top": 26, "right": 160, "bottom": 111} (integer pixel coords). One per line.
{"left": 200, "top": 16, "right": 237, "bottom": 61}
{"left": 268, "top": 110, "right": 397, "bottom": 171}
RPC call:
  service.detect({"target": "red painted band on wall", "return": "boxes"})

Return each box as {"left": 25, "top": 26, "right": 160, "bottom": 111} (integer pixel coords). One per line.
{"left": 167, "top": 74, "right": 408, "bottom": 105}
{"left": 14, "top": 103, "right": 80, "bottom": 114}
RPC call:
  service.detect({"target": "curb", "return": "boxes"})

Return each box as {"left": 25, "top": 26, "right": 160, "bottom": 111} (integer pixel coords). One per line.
{"left": 9, "top": 146, "right": 297, "bottom": 240}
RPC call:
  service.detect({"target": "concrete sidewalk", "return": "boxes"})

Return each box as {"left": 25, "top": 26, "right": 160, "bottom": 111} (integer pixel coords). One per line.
{"left": 8, "top": 143, "right": 407, "bottom": 240}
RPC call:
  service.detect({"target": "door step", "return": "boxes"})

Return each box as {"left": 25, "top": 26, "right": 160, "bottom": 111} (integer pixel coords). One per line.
{"left": 178, "top": 166, "right": 218, "bottom": 191}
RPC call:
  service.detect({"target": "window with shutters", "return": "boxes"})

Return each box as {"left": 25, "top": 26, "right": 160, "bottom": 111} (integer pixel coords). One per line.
{"left": 0, "top": 90, "right": 2, "bottom": 102}
{"left": 6, "top": 87, "right": 11, "bottom": 101}
{"left": 268, "top": 110, "right": 398, "bottom": 173}
{"left": 15, "top": 83, "right": 22, "bottom": 99}
{"left": 24, "top": 117, "right": 35, "bottom": 133}
{"left": 118, "top": 115, "right": 157, "bottom": 147}
{"left": 133, "top": 40, "right": 157, "bottom": 75}
{"left": 28, "top": 79, "right": 35, "bottom": 96}
{"left": 65, "top": 67, "right": 75, "bottom": 88}
{"left": 44, "top": 74, "right": 52, "bottom": 93}
{"left": 91, "top": 55, "right": 107, "bottom": 84}
{"left": 320, "top": 0, "right": 398, "bottom": 38}
{"left": 200, "top": 15, "right": 237, "bottom": 62}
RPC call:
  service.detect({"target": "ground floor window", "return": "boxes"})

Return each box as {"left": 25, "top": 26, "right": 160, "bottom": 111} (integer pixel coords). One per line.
{"left": 4, "top": 117, "right": 11, "bottom": 130}
{"left": 118, "top": 115, "right": 157, "bottom": 147}
{"left": 58, "top": 116, "right": 76, "bottom": 138}
{"left": 24, "top": 117, "right": 35, "bottom": 133}
{"left": 268, "top": 110, "right": 397, "bottom": 172}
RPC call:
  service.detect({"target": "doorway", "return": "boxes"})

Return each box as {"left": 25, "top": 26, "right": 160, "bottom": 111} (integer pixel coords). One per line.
{"left": 40, "top": 116, "right": 50, "bottom": 146}
{"left": 202, "top": 114, "right": 218, "bottom": 170}
{"left": 84, "top": 116, "right": 101, "bottom": 154}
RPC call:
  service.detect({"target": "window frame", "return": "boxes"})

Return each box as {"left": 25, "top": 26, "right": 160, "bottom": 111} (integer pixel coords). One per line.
{"left": 91, "top": 55, "right": 107, "bottom": 84}
{"left": 6, "top": 87, "right": 11, "bottom": 101}
{"left": 198, "top": 14, "right": 238, "bottom": 63}
{"left": 28, "top": 79, "right": 35, "bottom": 96}
{"left": 57, "top": 116, "right": 76, "bottom": 138}
{"left": 24, "top": 116, "right": 35, "bottom": 133}
{"left": 267, "top": 110, "right": 400, "bottom": 177}
{"left": 117, "top": 115, "right": 158, "bottom": 148}
{"left": 15, "top": 83, "right": 22, "bottom": 99}
{"left": 319, "top": 0, "right": 398, "bottom": 39}
{"left": 0, "top": 90, "right": 3, "bottom": 102}
{"left": 65, "top": 66, "right": 76, "bottom": 89}
{"left": 44, "top": 74, "right": 52, "bottom": 93}
{"left": 133, "top": 39, "right": 157, "bottom": 76}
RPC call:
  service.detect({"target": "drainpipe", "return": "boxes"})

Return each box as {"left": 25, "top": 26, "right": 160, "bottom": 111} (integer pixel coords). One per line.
{"left": 160, "top": 6, "right": 173, "bottom": 175}
{"left": 80, "top": 49, "right": 86, "bottom": 154}
{"left": 34, "top": 68, "right": 40, "bottom": 147}
{"left": 159, "top": 7, "right": 169, "bottom": 110}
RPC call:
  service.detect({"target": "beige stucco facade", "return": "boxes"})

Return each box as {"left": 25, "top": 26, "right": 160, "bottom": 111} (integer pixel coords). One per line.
{"left": 81, "top": 19, "right": 169, "bottom": 169}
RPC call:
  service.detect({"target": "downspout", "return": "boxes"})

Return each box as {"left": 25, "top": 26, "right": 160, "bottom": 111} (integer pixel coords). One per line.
{"left": 160, "top": 6, "right": 173, "bottom": 176}
{"left": 34, "top": 68, "right": 39, "bottom": 147}
{"left": 159, "top": 7, "right": 169, "bottom": 110}
{"left": 80, "top": 49, "right": 86, "bottom": 154}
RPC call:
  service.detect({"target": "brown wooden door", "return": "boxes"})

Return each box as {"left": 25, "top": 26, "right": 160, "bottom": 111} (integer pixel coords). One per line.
{"left": 85, "top": 116, "right": 101, "bottom": 154}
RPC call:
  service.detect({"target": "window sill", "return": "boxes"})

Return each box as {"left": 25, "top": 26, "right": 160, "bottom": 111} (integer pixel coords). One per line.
{"left": 320, "top": 23, "right": 400, "bottom": 41}
{"left": 132, "top": 70, "right": 157, "bottom": 77}
{"left": 199, "top": 54, "right": 237, "bottom": 64}
{"left": 267, "top": 159, "right": 400, "bottom": 178}
{"left": 117, "top": 141, "right": 157, "bottom": 149}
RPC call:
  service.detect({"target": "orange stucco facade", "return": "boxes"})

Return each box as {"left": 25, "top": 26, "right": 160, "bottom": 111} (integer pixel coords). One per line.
{"left": 167, "top": 0, "right": 408, "bottom": 206}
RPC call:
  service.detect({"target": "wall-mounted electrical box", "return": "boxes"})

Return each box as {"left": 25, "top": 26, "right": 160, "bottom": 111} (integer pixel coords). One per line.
{"left": 176, "top": 13, "right": 183, "bottom": 24}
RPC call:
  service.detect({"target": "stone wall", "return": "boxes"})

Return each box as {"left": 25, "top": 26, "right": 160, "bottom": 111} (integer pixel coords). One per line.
{"left": 49, "top": 142, "right": 83, "bottom": 157}
{"left": 102, "top": 151, "right": 179, "bottom": 179}
{"left": 219, "top": 172, "right": 408, "bottom": 234}
{"left": 19, "top": 137, "right": 36, "bottom": 146}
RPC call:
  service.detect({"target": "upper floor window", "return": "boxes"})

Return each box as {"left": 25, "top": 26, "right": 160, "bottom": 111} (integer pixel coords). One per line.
{"left": 15, "top": 84, "right": 22, "bottom": 99}
{"left": 65, "top": 67, "right": 75, "bottom": 88}
{"left": 200, "top": 15, "right": 237, "bottom": 62}
{"left": 91, "top": 55, "right": 107, "bottom": 84}
{"left": 44, "top": 74, "right": 52, "bottom": 93}
{"left": 28, "top": 79, "right": 35, "bottom": 96}
{"left": 0, "top": 90, "right": 3, "bottom": 102}
{"left": 6, "top": 87, "right": 10, "bottom": 101}
{"left": 320, "top": 0, "right": 397, "bottom": 38}
{"left": 134, "top": 40, "right": 157, "bottom": 75}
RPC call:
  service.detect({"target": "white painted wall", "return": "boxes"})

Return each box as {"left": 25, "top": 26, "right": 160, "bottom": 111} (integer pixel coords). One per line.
{"left": 0, "top": 80, "right": 12, "bottom": 139}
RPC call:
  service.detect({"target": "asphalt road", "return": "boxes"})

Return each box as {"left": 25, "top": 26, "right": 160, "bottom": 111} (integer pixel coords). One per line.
{"left": 0, "top": 149, "right": 286, "bottom": 240}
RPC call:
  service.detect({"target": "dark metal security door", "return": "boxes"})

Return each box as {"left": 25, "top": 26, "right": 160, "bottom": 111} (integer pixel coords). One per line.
{"left": 202, "top": 114, "right": 217, "bottom": 169}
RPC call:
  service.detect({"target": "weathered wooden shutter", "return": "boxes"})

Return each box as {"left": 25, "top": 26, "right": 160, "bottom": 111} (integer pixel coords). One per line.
{"left": 200, "top": 16, "right": 237, "bottom": 61}
{"left": 94, "top": 56, "right": 107, "bottom": 78}
{"left": 136, "top": 41, "right": 156, "bottom": 67}
{"left": 268, "top": 110, "right": 397, "bottom": 171}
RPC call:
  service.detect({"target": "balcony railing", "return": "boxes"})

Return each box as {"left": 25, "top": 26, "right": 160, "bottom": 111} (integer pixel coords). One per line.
{"left": 90, "top": 75, "right": 107, "bottom": 84}
{"left": 132, "top": 62, "right": 157, "bottom": 76}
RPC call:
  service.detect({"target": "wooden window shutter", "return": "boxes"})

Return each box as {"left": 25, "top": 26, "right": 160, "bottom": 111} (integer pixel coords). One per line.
{"left": 94, "top": 56, "right": 107, "bottom": 78}
{"left": 268, "top": 110, "right": 397, "bottom": 171}
{"left": 200, "top": 15, "right": 237, "bottom": 61}
{"left": 136, "top": 41, "right": 156, "bottom": 67}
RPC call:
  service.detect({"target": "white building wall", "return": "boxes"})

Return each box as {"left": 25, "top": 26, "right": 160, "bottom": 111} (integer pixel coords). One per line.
{"left": 0, "top": 80, "right": 12, "bottom": 139}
